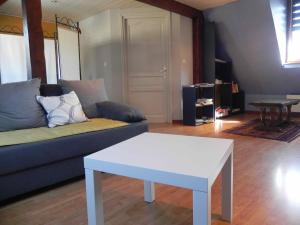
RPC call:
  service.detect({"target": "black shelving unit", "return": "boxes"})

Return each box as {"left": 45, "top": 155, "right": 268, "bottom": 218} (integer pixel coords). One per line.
{"left": 183, "top": 84, "right": 215, "bottom": 126}
{"left": 215, "top": 83, "right": 245, "bottom": 118}
{"left": 203, "top": 20, "right": 245, "bottom": 119}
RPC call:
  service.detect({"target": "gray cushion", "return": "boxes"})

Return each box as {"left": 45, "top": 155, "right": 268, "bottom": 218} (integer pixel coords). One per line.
{"left": 0, "top": 79, "right": 47, "bottom": 132}
{"left": 59, "top": 79, "right": 108, "bottom": 118}
{"left": 97, "top": 101, "right": 146, "bottom": 122}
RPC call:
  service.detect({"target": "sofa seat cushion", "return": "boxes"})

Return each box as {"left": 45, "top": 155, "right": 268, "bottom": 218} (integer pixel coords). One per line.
{"left": 0, "top": 121, "right": 148, "bottom": 176}
{"left": 0, "top": 118, "right": 128, "bottom": 147}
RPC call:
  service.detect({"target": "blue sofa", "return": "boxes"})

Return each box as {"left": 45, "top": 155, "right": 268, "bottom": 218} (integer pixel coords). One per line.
{"left": 0, "top": 84, "right": 148, "bottom": 202}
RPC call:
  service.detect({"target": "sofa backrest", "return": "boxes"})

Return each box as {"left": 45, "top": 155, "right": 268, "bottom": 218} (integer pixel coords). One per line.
{"left": 40, "top": 84, "right": 63, "bottom": 97}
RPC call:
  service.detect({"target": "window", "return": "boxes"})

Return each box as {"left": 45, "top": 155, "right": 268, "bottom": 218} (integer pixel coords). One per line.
{"left": 287, "top": 0, "right": 300, "bottom": 63}
{"left": 0, "top": 33, "right": 57, "bottom": 84}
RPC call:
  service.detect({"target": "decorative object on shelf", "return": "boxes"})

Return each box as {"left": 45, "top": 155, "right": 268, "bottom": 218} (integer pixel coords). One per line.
{"left": 183, "top": 84, "right": 215, "bottom": 126}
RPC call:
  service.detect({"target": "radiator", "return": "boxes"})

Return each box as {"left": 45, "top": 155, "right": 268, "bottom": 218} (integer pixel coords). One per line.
{"left": 287, "top": 95, "right": 300, "bottom": 112}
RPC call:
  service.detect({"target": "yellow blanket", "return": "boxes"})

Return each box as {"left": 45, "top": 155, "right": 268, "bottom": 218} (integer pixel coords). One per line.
{"left": 0, "top": 118, "right": 128, "bottom": 147}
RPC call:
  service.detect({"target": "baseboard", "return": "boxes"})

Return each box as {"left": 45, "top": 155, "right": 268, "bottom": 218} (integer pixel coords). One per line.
{"left": 172, "top": 120, "right": 183, "bottom": 124}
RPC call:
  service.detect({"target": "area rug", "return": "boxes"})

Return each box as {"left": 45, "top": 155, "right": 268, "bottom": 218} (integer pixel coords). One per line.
{"left": 223, "top": 119, "right": 300, "bottom": 142}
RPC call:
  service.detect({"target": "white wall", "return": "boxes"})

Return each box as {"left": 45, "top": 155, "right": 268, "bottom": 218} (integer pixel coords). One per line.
{"left": 80, "top": 11, "right": 113, "bottom": 95}
{"left": 171, "top": 13, "right": 193, "bottom": 120}
{"left": 80, "top": 4, "right": 193, "bottom": 120}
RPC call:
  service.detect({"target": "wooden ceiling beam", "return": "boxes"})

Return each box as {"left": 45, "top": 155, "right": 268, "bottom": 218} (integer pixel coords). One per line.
{"left": 136, "top": 0, "right": 202, "bottom": 18}
{"left": 22, "top": 0, "right": 47, "bottom": 83}
{"left": 0, "top": 0, "right": 7, "bottom": 5}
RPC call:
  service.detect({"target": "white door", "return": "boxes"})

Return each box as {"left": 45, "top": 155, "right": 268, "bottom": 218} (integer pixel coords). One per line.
{"left": 123, "top": 14, "right": 170, "bottom": 123}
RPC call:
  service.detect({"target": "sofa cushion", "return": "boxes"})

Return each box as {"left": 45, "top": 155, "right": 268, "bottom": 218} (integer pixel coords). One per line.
{"left": 0, "top": 79, "right": 47, "bottom": 132}
{"left": 36, "top": 91, "right": 88, "bottom": 128}
{"left": 0, "top": 121, "right": 148, "bottom": 176}
{"left": 97, "top": 101, "right": 146, "bottom": 122}
{"left": 59, "top": 79, "right": 108, "bottom": 118}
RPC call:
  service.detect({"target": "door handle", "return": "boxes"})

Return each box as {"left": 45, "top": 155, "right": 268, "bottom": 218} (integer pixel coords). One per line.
{"left": 160, "top": 66, "right": 167, "bottom": 73}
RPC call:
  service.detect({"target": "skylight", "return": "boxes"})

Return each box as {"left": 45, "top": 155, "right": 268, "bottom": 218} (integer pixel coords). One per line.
{"left": 287, "top": 0, "right": 300, "bottom": 63}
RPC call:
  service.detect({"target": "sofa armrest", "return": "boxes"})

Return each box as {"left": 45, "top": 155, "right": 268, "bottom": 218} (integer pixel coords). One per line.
{"left": 96, "top": 101, "right": 146, "bottom": 123}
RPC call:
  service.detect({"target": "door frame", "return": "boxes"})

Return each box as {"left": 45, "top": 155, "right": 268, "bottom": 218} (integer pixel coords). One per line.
{"left": 120, "top": 8, "right": 173, "bottom": 123}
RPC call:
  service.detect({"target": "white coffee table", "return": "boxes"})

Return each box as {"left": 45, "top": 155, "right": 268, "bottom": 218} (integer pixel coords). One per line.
{"left": 84, "top": 133, "right": 233, "bottom": 225}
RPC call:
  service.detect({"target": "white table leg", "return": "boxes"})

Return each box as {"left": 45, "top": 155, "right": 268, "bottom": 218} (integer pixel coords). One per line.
{"left": 144, "top": 181, "right": 155, "bottom": 203}
{"left": 85, "top": 169, "right": 104, "bottom": 225}
{"left": 221, "top": 153, "right": 233, "bottom": 222}
{"left": 193, "top": 190, "right": 211, "bottom": 225}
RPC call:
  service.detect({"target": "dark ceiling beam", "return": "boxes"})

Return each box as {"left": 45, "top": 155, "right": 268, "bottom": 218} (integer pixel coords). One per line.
{"left": 193, "top": 16, "right": 203, "bottom": 84}
{"left": 22, "top": 0, "right": 47, "bottom": 83}
{"left": 0, "top": 0, "right": 7, "bottom": 5}
{"left": 136, "top": 0, "right": 201, "bottom": 18}
{"left": 137, "top": 0, "right": 204, "bottom": 83}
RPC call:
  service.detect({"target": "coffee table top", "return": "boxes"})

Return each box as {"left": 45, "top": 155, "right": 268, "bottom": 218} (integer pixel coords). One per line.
{"left": 249, "top": 99, "right": 300, "bottom": 107}
{"left": 84, "top": 133, "right": 233, "bottom": 191}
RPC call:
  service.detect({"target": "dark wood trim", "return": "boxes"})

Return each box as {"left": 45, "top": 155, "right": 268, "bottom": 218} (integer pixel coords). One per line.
{"left": 193, "top": 16, "right": 204, "bottom": 84}
{"left": 136, "top": 0, "right": 201, "bottom": 18}
{"left": 77, "top": 21, "right": 82, "bottom": 80}
{"left": 172, "top": 120, "right": 183, "bottom": 124}
{"left": 22, "top": 0, "right": 47, "bottom": 83}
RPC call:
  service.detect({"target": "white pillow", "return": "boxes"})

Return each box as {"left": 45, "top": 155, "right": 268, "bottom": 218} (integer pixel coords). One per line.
{"left": 36, "top": 91, "right": 88, "bottom": 128}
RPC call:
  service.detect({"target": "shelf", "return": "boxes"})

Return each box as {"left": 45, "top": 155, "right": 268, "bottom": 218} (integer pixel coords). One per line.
{"left": 183, "top": 86, "right": 215, "bottom": 126}
{"left": 195, "top": 103, "right": 214, "bottom": 107}
{"left": 195, "top": 118, "right": 214, "bottom": 125}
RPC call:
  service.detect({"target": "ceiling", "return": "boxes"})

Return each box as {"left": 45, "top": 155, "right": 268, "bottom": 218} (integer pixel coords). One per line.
{"left": 0, "top": 0, "right": 238, "bottom": 22}
{"left": 175, "top": 0, "right": 237, "bottom": 10}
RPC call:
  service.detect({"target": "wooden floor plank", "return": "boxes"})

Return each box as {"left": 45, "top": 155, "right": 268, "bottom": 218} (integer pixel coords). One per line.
{"left": 1, "top": 114, "right": 300, "bottom": 225}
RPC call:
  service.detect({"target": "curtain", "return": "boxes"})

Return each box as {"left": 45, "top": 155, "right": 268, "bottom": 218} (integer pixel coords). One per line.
{"left": 0, "top": 34, "right": 27, "bottom": 84}
{"left": 0, "top": 33, "right": 57, "bottom": 84}
{"left": 44, "top": 39, "right": 57, "bottom": 84}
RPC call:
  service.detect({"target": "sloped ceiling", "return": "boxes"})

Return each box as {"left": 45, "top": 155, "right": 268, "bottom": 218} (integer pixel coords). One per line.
{"left": 175, "top": 0, "right": 238, "bottom": 10}
{"left": 0, "top": 0, "right": 238, "bottom": 21}
{"left": 205, "top": 0, "right": 300, "bottom": 96}
{"left": 0, "top": 0, "right": 141, "bottom": 21}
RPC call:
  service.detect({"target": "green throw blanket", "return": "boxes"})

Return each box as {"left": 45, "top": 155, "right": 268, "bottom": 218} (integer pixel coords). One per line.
{"left": 0, "top": 118, "right": 128, "bottom": 147}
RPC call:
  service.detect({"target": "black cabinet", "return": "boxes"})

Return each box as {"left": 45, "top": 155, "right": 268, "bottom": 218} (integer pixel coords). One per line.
{"left": 183, "top": 85, "right": 215, "bottom": 126}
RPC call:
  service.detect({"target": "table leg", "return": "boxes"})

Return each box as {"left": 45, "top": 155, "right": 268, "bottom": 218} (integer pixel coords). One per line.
{"left": 260, "top": 107, "right": 267, "bottom": 127}
{"left": 221, "top": 153, "right": 233, "bottom": 222}
{"left": 287, "top": 105, "right": 292, "bottom": 123}
{"left": 193, "top": 190, "right": 211, "bottom": 225}
{"left": 85, "top": 169, "right": 104, "bottom": 225}
{"left": 278, "top": 107, "right": 283, "bottom": 123}
{"left": 144, "top": 181, "right": 155, "bottom": 203}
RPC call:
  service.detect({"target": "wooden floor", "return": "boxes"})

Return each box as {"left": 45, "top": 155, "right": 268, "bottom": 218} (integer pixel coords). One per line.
{"left": 1, "top": 114, "right": 300, "bottom": 225}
